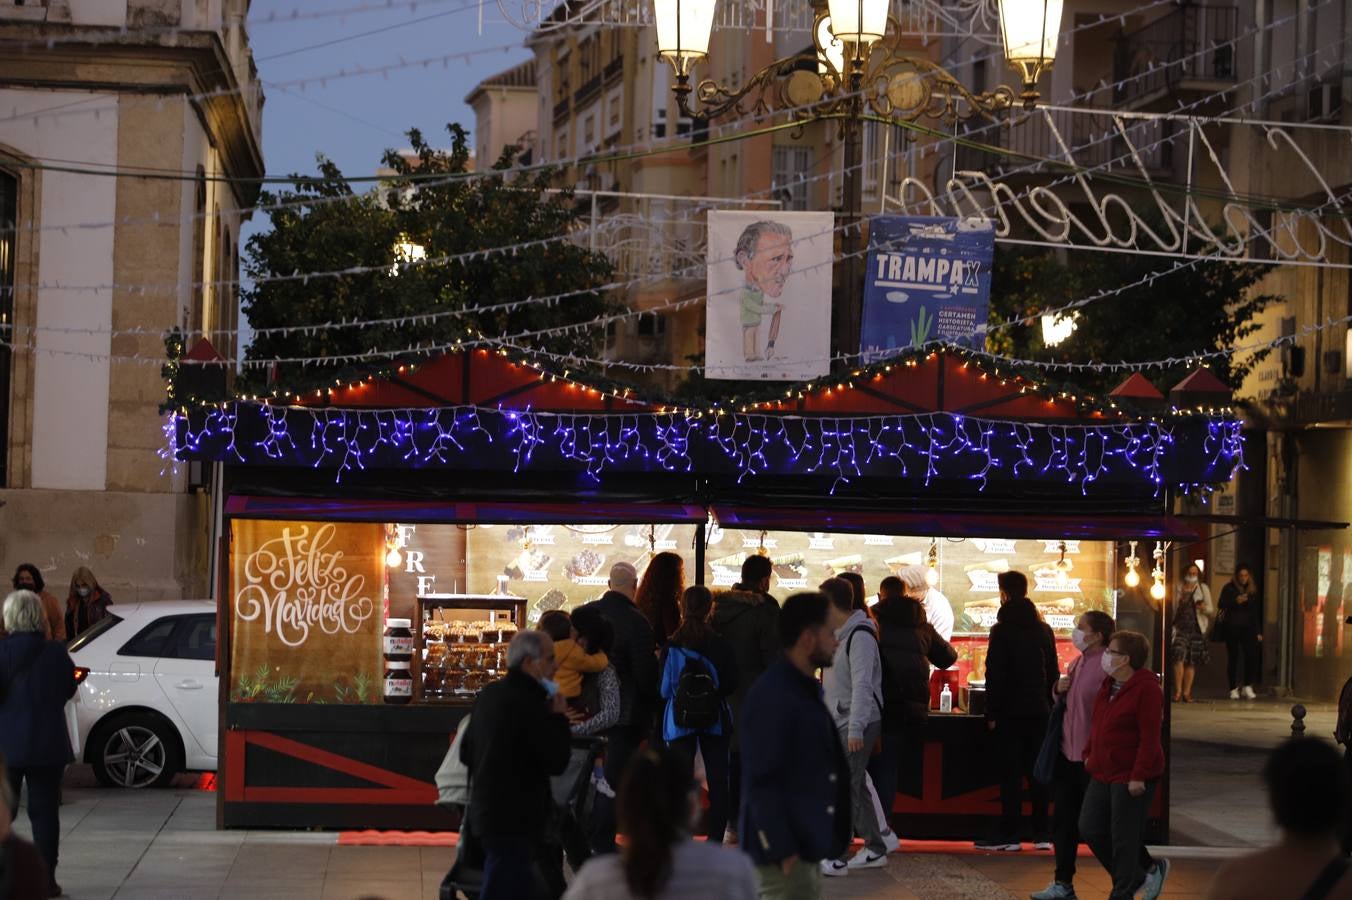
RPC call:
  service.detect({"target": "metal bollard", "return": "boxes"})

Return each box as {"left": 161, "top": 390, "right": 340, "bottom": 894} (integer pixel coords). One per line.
{"left": 1291, "top": 704, "right": 1307, "bottom": 739}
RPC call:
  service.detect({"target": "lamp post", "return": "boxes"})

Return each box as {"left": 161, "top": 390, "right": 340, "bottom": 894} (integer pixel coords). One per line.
{"left": 651, "top": 0, "right": 1062, "bottom": 364}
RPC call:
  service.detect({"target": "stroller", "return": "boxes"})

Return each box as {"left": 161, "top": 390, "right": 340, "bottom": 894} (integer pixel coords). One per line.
{"left": 441, "top": 736, "right": 607, "bottom": 900}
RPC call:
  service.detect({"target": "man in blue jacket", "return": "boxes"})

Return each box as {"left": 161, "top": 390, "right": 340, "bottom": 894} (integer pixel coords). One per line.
{"left": 739, "top": 592, "right": 851, "bottom": 900}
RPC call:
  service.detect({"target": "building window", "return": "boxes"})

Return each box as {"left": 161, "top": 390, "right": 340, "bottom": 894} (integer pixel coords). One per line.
{"left": 772, "top": 146, "right": 812, "bottom": 210}
{"left": 637, "top": 313, "right": 666, "bottom": 337}
{"left": 653, "top": 108, "right": 667, "bottom": 139}
{"left": 584, "top": 115, "right": 596, "bottom": 148}
{"left": 0, "top": 169, "right": 14, "bottom": 487}
{"left": 191, "top": 167, "right": 207, "bottom": 336}
{"left": 609, "top": 94, "right": 621, "bottom": 128}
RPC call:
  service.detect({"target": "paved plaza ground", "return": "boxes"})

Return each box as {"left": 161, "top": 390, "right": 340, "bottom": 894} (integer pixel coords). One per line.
{"left": 11, "top": 698, "right": 1332, "bottom": 899}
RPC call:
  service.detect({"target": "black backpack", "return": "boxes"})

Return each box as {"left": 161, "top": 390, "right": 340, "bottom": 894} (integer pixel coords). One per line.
{"left": 672, "top": 649, "right": 721, "bottom": 732}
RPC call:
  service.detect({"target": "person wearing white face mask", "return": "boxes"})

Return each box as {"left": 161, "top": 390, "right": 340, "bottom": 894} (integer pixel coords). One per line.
{"left": 61, "top": 567, "right": 111, "bottom": 640}
{"left": 1078, "top": 632, "right": 1167, "bottom": 900}
{"left": 1032, "top": 613, "right": 1166, "bottom": 900}
{"left": 1170, "top": 563, "right": 1213, "bottom": 703}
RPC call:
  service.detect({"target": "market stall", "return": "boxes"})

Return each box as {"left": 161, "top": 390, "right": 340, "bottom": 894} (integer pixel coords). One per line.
{"left": 174, "top": 347, "right": 1239, "bottom": 833}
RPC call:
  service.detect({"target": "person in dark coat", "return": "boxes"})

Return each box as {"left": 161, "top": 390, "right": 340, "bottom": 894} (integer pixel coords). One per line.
{"left": 978, "top": 571, "right": 1059, "bottom": 851}
{"left": 868, "top": 577, "right": 957, "bottom": 820}
{"left": 1218, "top": 564, "right": 1263, "bottom": 700}
{"left": 659, "top": 586, "right": 739, "bottom": 847}
{"left": 460, "top": 630, "right": 572, "bottom": 900}
{"left": 739, "top": 591, "right": 851, "bottom": 900}
{"left": 711, "top": 555, "right": 781, "bottom": 843}
{"left": 580, "top": 561, "right": 659, "bottom": 853}
{"left": 1, "top": 590, "right": 77, "bottom": 898}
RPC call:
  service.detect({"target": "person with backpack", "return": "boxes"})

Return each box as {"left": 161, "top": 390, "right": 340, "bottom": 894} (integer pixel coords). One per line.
{"left": 869, "top": 577, "right": 958, "bottom": 827}
{"left": 659, "top": 586, "right": 738, "bottom": 848}
{"left": 818, "top": 577, "right": 888, "bottom": 876}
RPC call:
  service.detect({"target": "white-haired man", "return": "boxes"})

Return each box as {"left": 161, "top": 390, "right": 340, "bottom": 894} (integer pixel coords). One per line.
{"left": 461, "top": 630, "right": 571, "bottom": 900}
{"left": 580, "top": 561, "right": 658, "bottom": 853}
{"left": 899, "top": 565, "right": 955, "bottom": 641}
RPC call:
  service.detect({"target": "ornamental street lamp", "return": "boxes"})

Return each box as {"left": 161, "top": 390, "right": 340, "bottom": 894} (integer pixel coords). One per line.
{"left": 651, "top": 0, "right": 1062, "bottom": 364}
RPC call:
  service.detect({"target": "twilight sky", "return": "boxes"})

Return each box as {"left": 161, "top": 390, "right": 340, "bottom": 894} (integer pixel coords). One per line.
{"left": 240, "top": 0, "right": 537, "bottom": 348}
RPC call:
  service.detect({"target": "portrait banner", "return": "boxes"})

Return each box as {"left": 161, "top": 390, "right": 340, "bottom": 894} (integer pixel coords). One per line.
{"left": 860, "top": 216, "right": 995, "bottom": 361}
{"left": 706, "top": 210, "right": 834, "bottom": 381}
{"left": 230, "top": 519, "right": 384, "bottom": 704}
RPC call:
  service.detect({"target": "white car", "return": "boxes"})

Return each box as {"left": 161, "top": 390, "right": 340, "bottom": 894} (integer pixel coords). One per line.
{"left": 66, "top": 600, "right": 218, "bottom": 788}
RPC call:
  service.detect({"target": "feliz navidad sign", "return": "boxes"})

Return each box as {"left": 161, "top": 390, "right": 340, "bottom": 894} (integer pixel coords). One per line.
{"left": 230, "top": 520, "right": 384, "bottom": 704}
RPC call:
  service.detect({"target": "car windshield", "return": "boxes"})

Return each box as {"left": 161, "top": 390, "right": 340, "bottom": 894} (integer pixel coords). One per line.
{"left": 66, "top": 613, "right": 122, "bottom": 653}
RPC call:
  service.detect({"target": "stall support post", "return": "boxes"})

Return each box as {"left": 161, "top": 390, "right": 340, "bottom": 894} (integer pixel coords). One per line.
{"left": 695, "top": 517, "right": 707, "bottom": 587}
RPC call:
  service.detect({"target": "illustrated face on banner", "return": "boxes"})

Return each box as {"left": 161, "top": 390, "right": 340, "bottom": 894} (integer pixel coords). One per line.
{"left": 707, "top": 210, "right": 833, "bottom": 381}
{"left": 737, "top": 226, "right": 794, "bottom": 298}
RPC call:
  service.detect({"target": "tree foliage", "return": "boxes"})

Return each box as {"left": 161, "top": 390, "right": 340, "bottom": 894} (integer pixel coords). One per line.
{"left": 988, "top": 243, "right": 1279, "bottom": 395}
{"left": 240, "top": 124, "right": 615, "bottom": 393}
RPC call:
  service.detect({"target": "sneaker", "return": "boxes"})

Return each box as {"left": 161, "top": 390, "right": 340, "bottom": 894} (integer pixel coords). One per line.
{"left": 882, "top": 829, "right": 901, "bottom": 853}
{"left": 590, "top": 770, "right": 616, "bottom": 799}
{"left": 1030, "top": 882, "right": 1077, "bottom": 900}
{"left": 1140, "top": 858, "right": 1170, "bottom": 900}
{"left": 1243, "top": 686, "right": 1257, "bottom": 699}
{"left": 821, "top": 859, "right": 849, "bottom": 877}
{"left": 1032, "top": 841, "right": 1054, "bottom": 851}
{"left": 722, "top": 826, "right": 739, "bottom": 846}
{"left": 974, "top": 839, "right": 1022, "bottom": 851}
{"left": 846, "top": 850, "right": 889, "bottom": 870}
{"left": 1229, "top": 688, "right": 1241, "bottom": 700}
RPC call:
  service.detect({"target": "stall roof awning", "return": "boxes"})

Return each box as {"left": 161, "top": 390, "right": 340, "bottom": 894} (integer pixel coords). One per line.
{"left": 224, "top": 495, "right": 707, "bottom": 525}
{"left": 710, "top": 507, "right": 1199, "bottom": 542}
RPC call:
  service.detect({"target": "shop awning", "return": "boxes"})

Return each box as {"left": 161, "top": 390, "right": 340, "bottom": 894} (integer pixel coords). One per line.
{"left": 223, "top": 495, "right": 707, "bottom": 525}
{"left": 709, "top": 506, "right": 1198, "bottom": 542}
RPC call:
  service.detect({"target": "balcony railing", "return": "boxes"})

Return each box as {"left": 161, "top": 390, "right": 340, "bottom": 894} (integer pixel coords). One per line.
{"left": 1114, "top": 5, "right": 1238, "bottom": 106}
{"left": 954, "top": 108, "right": 1173, "bottom": 179}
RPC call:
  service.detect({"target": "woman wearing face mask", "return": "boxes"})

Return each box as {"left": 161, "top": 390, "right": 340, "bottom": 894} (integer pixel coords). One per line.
{"left": 1169, "top": 563, "right": 1213, "bottom": 703}
{"left": 1078, "top": 631, "right": 1167, "bottom": 900}
{"left": 1033, "top": 613, "right": 1167, "bottom": 900}
{"left": 562, "top": 745, "right": 758, "bottom": 900}
{"left": 63, "top": 568, "right": 112, "bottom": 640}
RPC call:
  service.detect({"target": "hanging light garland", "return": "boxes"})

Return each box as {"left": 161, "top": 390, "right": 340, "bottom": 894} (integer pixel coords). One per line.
{"left": 1123, "top": 540, "right": 1142, "bottom": 589}
{"left": 1149, "top": 541, "right": 1168, "bottom": 602}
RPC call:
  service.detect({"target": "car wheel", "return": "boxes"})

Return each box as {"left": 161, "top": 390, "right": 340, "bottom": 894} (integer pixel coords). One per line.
{"left": 90, "top": 713, "right": 182, "bottom": 789}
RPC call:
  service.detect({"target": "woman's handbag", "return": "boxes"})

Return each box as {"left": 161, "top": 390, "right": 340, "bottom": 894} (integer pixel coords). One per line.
{"left": 435, "top": 714, "right": 471, "bottom": 807}
{"left": 1210, "top": 608, "right": 1230, "bottom": 644}
{"left": 1034, "top": 695, "right": 1067, "bottom": 785}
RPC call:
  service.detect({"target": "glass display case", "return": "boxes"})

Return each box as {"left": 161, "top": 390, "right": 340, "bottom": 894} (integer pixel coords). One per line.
{"left": 413, "top": 593, "right": 526, "bottom": 703}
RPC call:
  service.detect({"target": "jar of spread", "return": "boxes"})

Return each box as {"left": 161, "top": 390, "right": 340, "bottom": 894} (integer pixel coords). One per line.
{"left": 383, "top": 618, "right": 413, "bottom": 662}
{"left": 384, "top": 661, "right": 413, "bottom": 704}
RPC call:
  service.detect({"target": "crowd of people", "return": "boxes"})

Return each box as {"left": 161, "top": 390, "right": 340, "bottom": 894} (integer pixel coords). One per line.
{"left": 457, "top": 553, "right": 1207, "bottom": 900}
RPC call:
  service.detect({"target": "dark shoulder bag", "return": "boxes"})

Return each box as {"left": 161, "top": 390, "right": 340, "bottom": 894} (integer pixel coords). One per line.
{"left": 1300, "top": 858, "right": 1350, "bottom": 900}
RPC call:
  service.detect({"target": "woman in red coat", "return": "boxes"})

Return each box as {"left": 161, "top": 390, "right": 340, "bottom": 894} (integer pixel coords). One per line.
{"left": 1079, "top": 630, "right": 1167, "bottom": 900}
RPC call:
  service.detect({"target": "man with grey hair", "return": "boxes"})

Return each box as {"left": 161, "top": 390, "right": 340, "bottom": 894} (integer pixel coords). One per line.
{"left": 734, "top": 220, "right": 794, "bottom": 362}
{"left": 460, "top": 629, "right": 571, "bottom": 900}
{"left": 581, "top": 561, "right": 658, "bottom": 853}
{"left": 899, "top": 564, "right": 955, "bottom": 641}
{"left": 1, "top": 590, "right": 78, "bottom": 897}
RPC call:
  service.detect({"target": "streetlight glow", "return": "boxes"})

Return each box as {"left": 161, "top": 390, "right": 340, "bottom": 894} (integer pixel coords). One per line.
{"left": 826, "top": 0, "right": 889, "bottom": 48}
{"left": 654, "top": 0, "right": 718, "bottom": 76}
{"left": 998, "top": 0, "right": 1063, "bottom": 106}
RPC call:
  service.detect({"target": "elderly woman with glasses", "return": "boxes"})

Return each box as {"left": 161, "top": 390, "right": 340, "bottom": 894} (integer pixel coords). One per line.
{"left": 1, "top": 590, "right": 78, "bottom": 898}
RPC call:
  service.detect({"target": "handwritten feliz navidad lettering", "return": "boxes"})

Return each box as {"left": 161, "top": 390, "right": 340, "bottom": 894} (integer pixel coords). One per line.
{"left": 235, "top": 523, "right": 375, "bottom": 648}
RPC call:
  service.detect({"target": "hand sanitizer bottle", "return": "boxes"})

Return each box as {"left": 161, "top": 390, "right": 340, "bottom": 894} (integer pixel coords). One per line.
{"left": 939, "top": 683, "right": 953, "bottom": 713}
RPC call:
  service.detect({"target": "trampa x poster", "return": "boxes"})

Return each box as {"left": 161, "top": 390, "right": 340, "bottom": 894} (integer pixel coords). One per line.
{"left": 706, "top": 210, "right": 834, "bottom": 381}
{"left": 860, "top": 216, "right": 994, "bottom": 361}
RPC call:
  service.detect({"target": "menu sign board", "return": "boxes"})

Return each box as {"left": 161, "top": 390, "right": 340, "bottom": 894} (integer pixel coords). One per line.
{"left": 702, "top": 528, "right": 1114, "bottom": 636}
{"left": 230, "top": 519, "right": 384, "bottom": 703}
